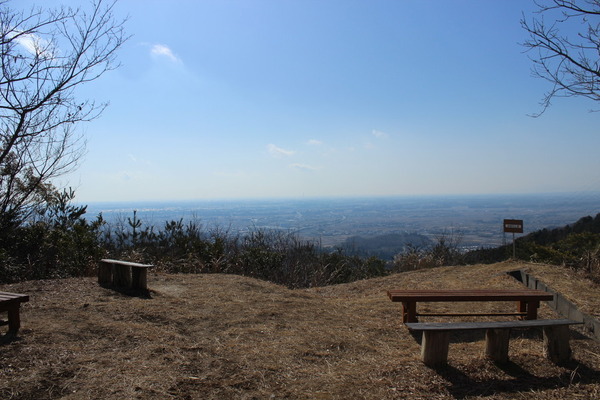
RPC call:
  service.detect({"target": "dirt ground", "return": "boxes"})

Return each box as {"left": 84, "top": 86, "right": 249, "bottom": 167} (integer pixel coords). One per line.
{"left": 1, "top": 261, "right": 600, "bottom": 399}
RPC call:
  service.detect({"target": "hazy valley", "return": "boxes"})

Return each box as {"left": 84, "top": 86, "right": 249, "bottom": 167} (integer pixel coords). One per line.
{"left": 85, "top": 192, "right": 600, "bottom": 258}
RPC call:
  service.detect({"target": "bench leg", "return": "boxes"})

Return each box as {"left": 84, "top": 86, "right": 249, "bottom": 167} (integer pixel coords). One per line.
{"left": 421, "top": 330, "right": 450, "bottom": 367}
{"left": 98, "top": 261, "right": 113, "bottom": 286}
{"left": 6, "top": 305, "right": 20, "bottom": 334}
{"left": 485, "top": 328, "right": 510, "bottom": 363}
{"left": 543, "top": 325, "right": 572, "bottom": 364}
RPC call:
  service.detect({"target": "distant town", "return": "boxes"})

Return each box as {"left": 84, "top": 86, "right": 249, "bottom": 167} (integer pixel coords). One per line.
{"left": 85, "top": 193, "right": 600, "bottom": 257}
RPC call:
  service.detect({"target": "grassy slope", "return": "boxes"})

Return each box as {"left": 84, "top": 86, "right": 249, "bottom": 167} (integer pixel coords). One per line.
{"left": 1, "top": 261, "right": 600, "bottom": 399}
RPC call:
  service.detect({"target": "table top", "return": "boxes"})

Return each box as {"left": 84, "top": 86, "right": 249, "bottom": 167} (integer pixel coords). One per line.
{"left": 387, "top": 289, "right": 554, "bottom": 302}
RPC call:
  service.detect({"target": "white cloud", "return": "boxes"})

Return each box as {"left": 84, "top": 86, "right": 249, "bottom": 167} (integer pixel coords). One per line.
{"left": 289, "top": 163, "right": 318, "bottom": 171}
{"left": 12, "top": 31, "right": 54, "bottom": 58}
{"left": 267, "top": 144, "right": 295, "bottom": 158}
{"left": 307, "top": 139, "right": 323, "bottom": 146}
{"left": 372, "top": 130, "right": 389, "bottom": 139}
{"left": 150, "top": 44, "right": 181, "bottom": 63}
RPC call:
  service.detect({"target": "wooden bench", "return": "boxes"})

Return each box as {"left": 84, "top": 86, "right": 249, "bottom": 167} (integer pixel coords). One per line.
{"left": 387, "top": 289, "right": 554, "bottom": 323}
{"left": 0, "top": 291, "right": 29, "bottom": 335}
{"left": 98, "top": 259, "right": 153, "bottom": 291}
{"left": 406, "top": 319, "right": 582, "bottom": 367}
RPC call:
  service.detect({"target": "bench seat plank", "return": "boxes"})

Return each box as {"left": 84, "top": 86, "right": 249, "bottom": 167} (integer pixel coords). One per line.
{"left": 0, "top": 292, "right": 29, "bottom": 306}
{"left": 406, "top": 318, "right": 582, "bottom": 331}
{"left": 100, "top": 259, "right": 152, "bottom": 268}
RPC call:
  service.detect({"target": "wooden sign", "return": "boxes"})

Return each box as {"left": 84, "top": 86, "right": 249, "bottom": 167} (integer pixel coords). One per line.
{"left": 503, "top": 219, "right": 523, "bottom": 234}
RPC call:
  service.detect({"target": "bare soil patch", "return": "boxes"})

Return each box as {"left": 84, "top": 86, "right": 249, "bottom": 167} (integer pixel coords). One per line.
{"left": 1, "top": 261, "right": 600, "bottom": 399}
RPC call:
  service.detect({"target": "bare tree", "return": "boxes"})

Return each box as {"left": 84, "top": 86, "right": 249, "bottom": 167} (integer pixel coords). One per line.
{"left": 521, "top": 0, "right": 600, "bottom": 115}
{"left": 0, "top": 0, "right": 126, "bottom": 229}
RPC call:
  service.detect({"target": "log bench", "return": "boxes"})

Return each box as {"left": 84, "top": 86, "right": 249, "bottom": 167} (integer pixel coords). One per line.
{"left": 98, "top": 259, "right": 153, "bottom": 291}
{"left": 0, "top": 291, "right": 29, "bottom": 335}
{"left": 405, "top": 319, "right": 583, "bottom": 367}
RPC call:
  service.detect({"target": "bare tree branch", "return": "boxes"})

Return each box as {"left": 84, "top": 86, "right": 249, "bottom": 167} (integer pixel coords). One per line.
{"left": 522, "top": 0, "right": 600, "bottom": 115}
{"left": 0, "top": 0, "right": 127, "bottom": 228}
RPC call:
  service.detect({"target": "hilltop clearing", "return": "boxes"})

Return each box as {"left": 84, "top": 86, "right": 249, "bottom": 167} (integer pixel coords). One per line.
{"left": 1, "top": 261, "right": 600, "bottom": 399}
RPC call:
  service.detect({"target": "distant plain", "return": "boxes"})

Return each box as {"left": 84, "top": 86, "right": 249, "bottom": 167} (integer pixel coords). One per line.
{"left": 85, "top": 193, "right": 600, "bottom": 250}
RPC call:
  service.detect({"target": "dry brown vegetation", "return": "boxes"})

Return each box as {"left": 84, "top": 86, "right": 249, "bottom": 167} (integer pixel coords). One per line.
{"left": 1, "top": 261, "right": 600, "bottom": 399}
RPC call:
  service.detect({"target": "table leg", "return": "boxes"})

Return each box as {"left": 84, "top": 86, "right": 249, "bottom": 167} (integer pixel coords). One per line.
{"left": 402, "top": 301, "right": 417, "bottom": 323}
{"left": 517, "top": 301, "right": 527, "bottom": 320}
{"left": 518, "top": 300, "right": 539, "bottom": 320}
{"left": 526, "top": 300, "right": 540, "bottom": 320}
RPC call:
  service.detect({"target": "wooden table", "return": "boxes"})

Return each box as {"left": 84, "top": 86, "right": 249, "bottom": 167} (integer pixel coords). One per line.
{"left": 0, "top": 291, "right": 29, "bottom": 335}
{"left": 387, "top": 289, "right": 554, "bottom": 323}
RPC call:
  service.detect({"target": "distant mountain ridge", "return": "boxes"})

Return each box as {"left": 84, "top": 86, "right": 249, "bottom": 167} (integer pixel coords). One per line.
{"left": 523, "top": 213, "right": 600, "bottom": 245}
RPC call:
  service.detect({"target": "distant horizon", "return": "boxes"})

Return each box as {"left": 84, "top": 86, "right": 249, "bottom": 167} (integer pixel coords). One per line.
{"left": 78, "top": 190, "right": 600, "bottom": 207}
{"left": 81, "top": 191, "right": 600, "bottom": 250}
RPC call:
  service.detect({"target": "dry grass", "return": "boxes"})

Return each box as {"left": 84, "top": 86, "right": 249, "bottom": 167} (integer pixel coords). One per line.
{"left": 1, "top": 261, "right": 600, "bottom": 399}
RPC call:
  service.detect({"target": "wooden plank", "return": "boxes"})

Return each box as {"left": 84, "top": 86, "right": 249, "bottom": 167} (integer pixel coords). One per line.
{"left": 416, "top": 312, "right": 527, "bottom": 317}
{"left": 0, "top": 292, "right": 29, "bottom": 305}
{"left": 388, "top": 294, "right": 553, "bottom": 301}
{"left": 388, "top": 289, "right": 552, "bottom": 295}
{"left": 0, "top": 292, "right": 29, "bottom": 300}
{"left": 405, "top": 319, "right": 582, "bottom": 332}
{"left": 100, "top": 259, "right": 152, "bottom": 268}
{"left": 388, "top": 289, "right": 553, "bottom": 302}
{"left": 388, "top": 289, "right": 551, "bottom": 295}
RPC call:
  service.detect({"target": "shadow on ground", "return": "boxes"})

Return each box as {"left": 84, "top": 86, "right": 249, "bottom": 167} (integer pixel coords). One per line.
{"left": 434, "top": 359, "right": 600, "bottom": 399}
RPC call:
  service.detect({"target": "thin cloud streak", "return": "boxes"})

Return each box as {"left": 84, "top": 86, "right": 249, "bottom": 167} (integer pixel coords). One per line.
{"left": 371, "top": 130, "right": 388, "bottom": 139}
{"left": 289, "top": 163, "right": 318, "bottom": 171}
{"left": 267, "top": 144, "right": 295, "bottom": 158}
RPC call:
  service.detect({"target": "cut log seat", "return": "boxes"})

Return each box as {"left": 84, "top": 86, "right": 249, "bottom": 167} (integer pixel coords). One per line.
{"left": 405, "top": 319, "right": 583, "bottom": 367}
{"left": 98, "top": 259, "right": 153, "bottom": 291}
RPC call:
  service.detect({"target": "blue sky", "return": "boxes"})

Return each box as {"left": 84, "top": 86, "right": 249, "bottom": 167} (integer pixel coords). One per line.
{"left": 17, "top": 0, "right": 600, "bottom": 202}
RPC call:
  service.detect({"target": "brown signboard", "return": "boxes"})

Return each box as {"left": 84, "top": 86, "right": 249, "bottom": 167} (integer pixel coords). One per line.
{"left": 503, "top": 219, "right": 523, "bottom": 233}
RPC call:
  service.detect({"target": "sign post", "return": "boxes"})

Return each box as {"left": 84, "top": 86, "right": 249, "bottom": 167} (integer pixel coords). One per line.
{"left": 503, "top": 219, "right": 523, "bottom": 259}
